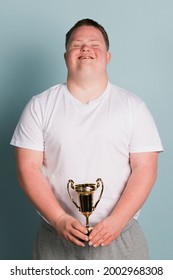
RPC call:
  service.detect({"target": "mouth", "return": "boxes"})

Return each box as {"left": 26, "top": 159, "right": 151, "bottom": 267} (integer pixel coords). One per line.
{"left": 78, "top": 56, "right": 94, "bottom": 60}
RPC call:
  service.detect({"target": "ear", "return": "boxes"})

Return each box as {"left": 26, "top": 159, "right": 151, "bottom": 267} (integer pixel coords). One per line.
{"left": 64, "top": 52, "right": 67, "bottom": 62}
{"left": 106, "top": 51, "right": 111, "bottom": 64}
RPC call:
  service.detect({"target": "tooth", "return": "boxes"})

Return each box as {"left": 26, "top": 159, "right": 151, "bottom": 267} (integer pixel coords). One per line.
{"left": 79, "top": 56, "right": 93, "bottom": 59}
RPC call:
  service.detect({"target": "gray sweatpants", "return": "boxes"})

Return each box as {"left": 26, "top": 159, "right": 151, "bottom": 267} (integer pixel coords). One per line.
{"left": 32, "top": 218, "right": 149, "bottom": 260}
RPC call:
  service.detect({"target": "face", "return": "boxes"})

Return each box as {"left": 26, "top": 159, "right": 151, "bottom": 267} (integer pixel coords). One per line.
{"left": 64, "top": 26, "right": 111, "bottom": 76}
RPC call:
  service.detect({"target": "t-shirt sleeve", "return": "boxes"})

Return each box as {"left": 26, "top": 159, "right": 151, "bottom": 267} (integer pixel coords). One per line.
{"left": 129, "top": 102, "right": 163, "bottom": 153}
{"left": 10, "top": 97, "right": 44, "bottom": 151}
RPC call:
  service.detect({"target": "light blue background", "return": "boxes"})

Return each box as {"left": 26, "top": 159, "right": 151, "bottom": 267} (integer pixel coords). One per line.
{"left": 0, "top": 0, "right": 172, "bottom": 259}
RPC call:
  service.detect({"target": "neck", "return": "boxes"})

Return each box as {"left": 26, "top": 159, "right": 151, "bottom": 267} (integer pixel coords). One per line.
{"left": 66, "top": 73, "right": 109, "bottom": 104}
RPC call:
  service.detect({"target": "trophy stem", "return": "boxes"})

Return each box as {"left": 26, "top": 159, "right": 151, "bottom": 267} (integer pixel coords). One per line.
{"left": 86, "top": 216, "right": 89, "bottom": 229}
{"left": 86, "top": 216, "right": 92, "bottom": 235}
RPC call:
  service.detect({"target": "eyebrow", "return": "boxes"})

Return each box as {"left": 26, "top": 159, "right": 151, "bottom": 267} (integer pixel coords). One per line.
{"left": 71, "top": 39, "right": 101, "bottom": 44}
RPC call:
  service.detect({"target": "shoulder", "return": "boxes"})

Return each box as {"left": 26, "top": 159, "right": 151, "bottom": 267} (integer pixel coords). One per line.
{"left": 110, "top": 83, "right": 143, "bottom": 104}
{"left": 25, "top": 84, "right": 68, "bottom": 114}
{"left": 109, "top": 83, "right": 145, "bottom": 113}
{"left": 32, "top": 84, "right": 66, "bottom": 104}
{"left": 19, "top": 84, "right": 67, "bottom": 122}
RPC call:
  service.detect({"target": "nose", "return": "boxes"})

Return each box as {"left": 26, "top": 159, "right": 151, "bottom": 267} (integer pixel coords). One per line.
{"left": 81, "top": 44, "right": 90, "bottom": 52}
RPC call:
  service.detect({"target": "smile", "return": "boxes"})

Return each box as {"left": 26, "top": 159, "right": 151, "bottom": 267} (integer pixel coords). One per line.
{"left": 79, "top": 56, "right": 94, "bottom": 60}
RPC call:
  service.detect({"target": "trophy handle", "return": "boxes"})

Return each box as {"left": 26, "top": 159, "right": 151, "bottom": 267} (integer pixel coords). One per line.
{"left": 67, "top": 179, "right": 80, "bottom": 210}
{"left": 93, "top": 178, "right": 104, "bottom": 210}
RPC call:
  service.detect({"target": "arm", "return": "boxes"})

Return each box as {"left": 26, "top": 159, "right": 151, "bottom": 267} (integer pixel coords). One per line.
{"left": 16, "top": 147, "right": 88, "bottom": 246}
{"left": 88, "top": 152, "right": 158, "bottom": 247}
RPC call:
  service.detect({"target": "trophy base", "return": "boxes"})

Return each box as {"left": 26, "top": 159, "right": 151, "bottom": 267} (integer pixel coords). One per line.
{"left": 86, "top": 227, "right": 93, "bottom": 235}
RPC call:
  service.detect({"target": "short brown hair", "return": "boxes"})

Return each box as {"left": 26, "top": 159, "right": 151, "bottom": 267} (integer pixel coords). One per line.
{"left": 65, "top": 18, "right": 109, "bottom": 50}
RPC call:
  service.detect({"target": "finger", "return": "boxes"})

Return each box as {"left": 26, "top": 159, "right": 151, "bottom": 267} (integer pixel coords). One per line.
{"left": 89, "top": 223, "right": 103, "bottom": 240}
{"left": 100, "top": 236, "right": 113, "bottom": 247}
{"left": 68, "top": 234, "right": 86, "bottom": 247}
{"left": 91, "top": 232, "right": 110, "bottom": 248}
{"left": 71, "top": 228, "right": 89, "bottom": 242}
{"left": 72, "top": 220, "right": 88, "bottom": 235}
{"left": 89, "top": 230, "right": 108, "bottom": 247}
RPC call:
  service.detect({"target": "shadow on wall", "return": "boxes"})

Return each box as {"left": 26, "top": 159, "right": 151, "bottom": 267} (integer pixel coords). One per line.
{"left": 0, "top": 48, "right": 60, "bottom": 260}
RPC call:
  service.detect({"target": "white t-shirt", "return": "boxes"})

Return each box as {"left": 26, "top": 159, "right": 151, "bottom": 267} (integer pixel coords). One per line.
{"left": 11, "top": 82, "right": 163, "bottom": 226}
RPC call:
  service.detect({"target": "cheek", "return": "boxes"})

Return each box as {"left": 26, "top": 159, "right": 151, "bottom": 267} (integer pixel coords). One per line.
{"left": 97, "top": 53, "right": 110, "bottom": 64}
{"left": 65, "top": 54, "right": 73, "bottom": 67}
{"left": 65, "top": 50, "right": 79, "bottom": 64}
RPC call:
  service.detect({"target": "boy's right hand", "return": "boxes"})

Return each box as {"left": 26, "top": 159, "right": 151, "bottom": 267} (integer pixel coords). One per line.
{"left": 54, "top": 213, "right": 89, "bottom": 247}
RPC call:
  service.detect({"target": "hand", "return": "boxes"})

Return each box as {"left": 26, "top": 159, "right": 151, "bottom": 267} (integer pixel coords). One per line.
{"left": 88, "top": 216, "right": 122, "bottom": 248}
{"left": 54, "top": 213, "right": 89, "bottom": 247}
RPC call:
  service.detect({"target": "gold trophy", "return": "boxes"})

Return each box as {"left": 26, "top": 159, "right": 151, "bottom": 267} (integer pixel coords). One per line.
{"left": 67, "top": 178, "right": 104, "bottom": 234}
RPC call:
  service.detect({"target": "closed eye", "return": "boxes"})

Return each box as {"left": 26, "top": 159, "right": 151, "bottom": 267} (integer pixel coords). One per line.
{"left": 73, "top": 44, "right": 80, "bottom": 48}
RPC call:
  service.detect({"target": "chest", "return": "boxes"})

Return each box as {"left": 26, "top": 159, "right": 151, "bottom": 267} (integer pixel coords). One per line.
{"left": 43, "top": 98, "right": 132, "bottom": 155}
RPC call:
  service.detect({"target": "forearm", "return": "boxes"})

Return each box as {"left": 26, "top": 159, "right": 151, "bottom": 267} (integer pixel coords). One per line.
{"left": 17, "top": 162, "right": 66, "bottom": 227}
{"left": 110, "top": 163, "right": 157, "bottom": 230}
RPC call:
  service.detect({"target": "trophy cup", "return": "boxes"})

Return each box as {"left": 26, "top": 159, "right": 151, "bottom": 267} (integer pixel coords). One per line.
{"left": 67, "top": 178, "right": 104, "bottom": 234}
